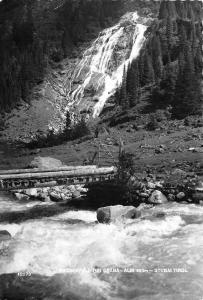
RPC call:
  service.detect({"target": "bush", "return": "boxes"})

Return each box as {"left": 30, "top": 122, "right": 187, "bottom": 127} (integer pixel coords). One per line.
{"left": 155, "top": 109, "right": 170, "bottom": 122}
{"left": 21, "top": 117, "right": 91, "bottom": 149}
{"left": 70, "top": 117, "right": 91, "bottom": 140}
{"left": 146, "top": 114, "right": 159, "bottom": 131}
{"left": 117, "top": 151, "right": 135, "bottom": 183}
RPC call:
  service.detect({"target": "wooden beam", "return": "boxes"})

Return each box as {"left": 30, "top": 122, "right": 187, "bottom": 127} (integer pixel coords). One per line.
{"left": 0, "top": 165, "right": 98, "bottom": 175}
{"left": 0, "top": 167, "right": 117, "bottom": 180}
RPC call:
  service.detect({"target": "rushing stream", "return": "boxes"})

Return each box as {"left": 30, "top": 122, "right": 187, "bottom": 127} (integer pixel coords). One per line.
{"left": 0, "top": 193, "right": 203, "bottom": 300}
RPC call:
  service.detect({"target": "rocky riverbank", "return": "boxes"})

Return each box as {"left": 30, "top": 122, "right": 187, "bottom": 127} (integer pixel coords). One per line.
{"left": 12, "top": 156, "right": 203, "bottom": 209}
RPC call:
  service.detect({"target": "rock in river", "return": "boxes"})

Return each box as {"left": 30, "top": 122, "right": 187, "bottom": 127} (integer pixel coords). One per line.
{"left": 148, "top": 190, "right": 168, "bottom": 204}
{"left": 97, "top": 205, "right": 141, "bottom": 223}
{"left": 0, "top": 230, "right": 11, "bottom": 242}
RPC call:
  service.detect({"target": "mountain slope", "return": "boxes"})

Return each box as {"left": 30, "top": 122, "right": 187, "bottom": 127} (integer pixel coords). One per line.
{"left": 0, "top": 0, "right": 159, "bottom": 142}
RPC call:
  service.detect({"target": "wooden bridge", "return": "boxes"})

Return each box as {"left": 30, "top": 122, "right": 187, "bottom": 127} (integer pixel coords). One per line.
{"left": 0, "top": 165, "right": 117, "bottom": 191}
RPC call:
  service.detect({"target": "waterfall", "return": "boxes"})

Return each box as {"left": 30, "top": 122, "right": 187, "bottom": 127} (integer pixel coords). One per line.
{"left": 67, "top": 12, "right": 147, "bottom": 118}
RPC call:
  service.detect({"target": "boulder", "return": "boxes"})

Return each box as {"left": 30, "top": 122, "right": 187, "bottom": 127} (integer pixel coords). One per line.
{"left": 148, "top": 190, "right": 168, "bottom": 204}
{"left": 0, "top": 230, "right": 11, "bottom": 242}
{"left": 97, "top": 205, "right": 141, "bottom": 223}
{"left": 172, "top": 169, "right": 187, "bottom": 176}
{"left": 168, "top": 194, "right": 176, "bottom": 201}
{"left": 72, "top": 190, "right": 81, "bottom": 199}
{"left": 177, "top": 192, "right": 185, "bottom": 200}
{"left": 49, "top": 191, "right": 62, "bottom": 202}
{"left": 14, "top": 193, "right": 30, "bottom": 201}
{"left": 15, "top": 188, "right": 49, "bottom": 202}
{"left": 29, "top": 156, "right": 65, "bottom": 169}
{"left": 22, "top": 188, "right": 41, "bottom": 198}
{"left": 147, "top": 182, "right": 156, "bottom": 189}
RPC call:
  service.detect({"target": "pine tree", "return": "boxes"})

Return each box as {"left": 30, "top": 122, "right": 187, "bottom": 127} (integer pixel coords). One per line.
{"left": 159, "top": 2, "right": 168, "bottom": 19}
{"left": 194, "top": 45, "right": 203, "bottom": 74}
{"left": 126, "top": 61, "right": 139, "bottom": 107}
{"left": 179, "top": 23, "right": 187, "bottom": 52}
{"left": 152, "top": 35, "right": 163, "bottom": 82}
{"left": 120, "top": 66, "right": 129, "bottom": 109}
{"left": 162, "top": 63, "right": 177, "bottom": 105}
{"left": 173, "top": 51, "right": 202, "bottom": 118}
{"left": 166, "top": 16, "right": 173, "bottom": 51}
{"left": 142, "top": 51, "right": 155, "bottom": 85}
{"left": 138, "top": 53, "right": 145, "bottom": 87}
{"left": 115, "top": 88, "right": 121, "bottom": 106}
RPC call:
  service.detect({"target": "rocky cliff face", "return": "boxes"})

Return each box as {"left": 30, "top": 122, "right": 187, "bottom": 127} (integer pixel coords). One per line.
{"left": 0, "top": 0, "right": 159, "bottom": 141}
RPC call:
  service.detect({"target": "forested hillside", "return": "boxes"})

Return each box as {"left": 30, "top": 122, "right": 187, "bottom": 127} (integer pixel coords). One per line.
{"left": 0, "top": 0, "right": 202, "bottom": 144}
{"left": 116, "top": 0, "right": 202, "bottom": 119}
{"left": 0, "top": 0, "right": 124, "bottom": 112}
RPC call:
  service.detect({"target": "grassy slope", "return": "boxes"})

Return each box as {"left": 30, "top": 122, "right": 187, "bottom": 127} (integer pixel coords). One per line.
{"left": 0, "top": 122, "right": 202, "bottom": 175}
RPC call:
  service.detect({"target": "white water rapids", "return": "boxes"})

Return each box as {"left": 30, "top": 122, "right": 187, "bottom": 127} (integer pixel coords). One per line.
{"left": 67, "top": 12, "right": 147, "bottom": 118}
{"left": 0, "top": 193, "right": 203, "bottom": 300}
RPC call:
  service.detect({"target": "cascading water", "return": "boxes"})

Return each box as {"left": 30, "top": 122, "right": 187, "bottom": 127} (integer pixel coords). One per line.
{"left": 67, "top": 12, "right": 147, "bottom": 118}
{"left": 0, "top": 193, "right": 203, "bottom": 300}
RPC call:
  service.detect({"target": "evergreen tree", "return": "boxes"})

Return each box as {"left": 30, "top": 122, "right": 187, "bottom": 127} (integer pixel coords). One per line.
{"left": 126, "top": 61, "right": 139, "bottom": 107}
{"left": 162, "top": 63, "right": 177, "bottom": 105}
{"left": 194, "top": 45, "right": 203, "bottom": 74}
{"left": 179, "top": 23, "right": 187, "bottom": 52}
{"left": 159, "top": 2, "right": 168, "bottom": 19}
{"left": 138, "top": 52, "right": 145, "bottom": 87}
{"left": 114, "top": 88, "right": 121, "bottom": 106}
{"left": 142, "top": 51, "right": 155, "bottom": 85}
{"left": 120, "top": 66, "right": 129, "bottom": 109}
{"left": 166, "top": 16, "right": 173, "bottom": 51}
{"left": 173, "top": 54, "right": 202, "bottom": 118}
{"left": 152, "top": 35, "right": 163, "bottom": 82}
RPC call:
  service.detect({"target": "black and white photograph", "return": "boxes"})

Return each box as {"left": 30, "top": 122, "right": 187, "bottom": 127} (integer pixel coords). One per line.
{"left": 0, "top": 0, "right": 202, "bottom": 299}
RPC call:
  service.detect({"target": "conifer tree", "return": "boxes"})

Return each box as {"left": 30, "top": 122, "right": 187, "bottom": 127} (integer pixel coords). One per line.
{"left": 126, "top": 61, "right": 139, "bottom": 107}
{"left": 166, "top": 16, "right": 173, "bottom": 51}
{"left": 152, "top": 35, "right": 163, "bottom": 82}
{"left": 194, "top": 45, "right": 203, "bottom": 74}
{"left": 120, "top": 66, "right": 129, "bottom": 109}
{"left": 142, "top": 51, "right": 155, "bottom": 85}
{"left": 173, "top": 51, "right": 202, "bottom": 118}
{"left": 159, "top": 2, "right": 168, "bottom": 19}
{"left": 114, "top": 88, "right": 121, "bottom": 106}
{"left": 162, "top": 63, "right": 177, "bottom": 105}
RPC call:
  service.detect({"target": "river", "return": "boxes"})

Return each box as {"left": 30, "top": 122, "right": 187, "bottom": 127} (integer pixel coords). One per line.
{"left": 0, "top": 193, "right": 203, "bottom": 300}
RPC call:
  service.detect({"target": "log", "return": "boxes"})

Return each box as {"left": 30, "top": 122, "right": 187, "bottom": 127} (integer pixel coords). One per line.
{"left": 0, "top": 167, "right": 117, "bottom": 180}
{"left": 0, "top": 165, "right": 98, "bottom": 175}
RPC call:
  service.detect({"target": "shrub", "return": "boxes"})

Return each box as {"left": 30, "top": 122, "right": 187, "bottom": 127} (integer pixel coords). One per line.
{"left": 146, "top": 114, "right": 159, "bottom": 131}
{"left": 70, "top": 117, "right": 91, "bottom": 140}
{"left": 117, "top": 151, "right": 135, "bottom": 184}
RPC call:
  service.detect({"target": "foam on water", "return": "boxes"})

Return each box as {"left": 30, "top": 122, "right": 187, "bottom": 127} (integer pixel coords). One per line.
{"left": 0, "top": 192, "right": 54, "bottom": 213}
{"left": 1, "top": 195, "right": 203, "bottom": 299}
